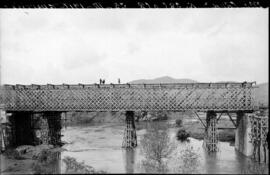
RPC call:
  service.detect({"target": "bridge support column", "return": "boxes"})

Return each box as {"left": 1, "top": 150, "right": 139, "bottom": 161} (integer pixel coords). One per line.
{"left": 235, "top": 112, "right": 253, "bottom": 157}
{"left": 30, "top": 112, "right": 62, "bottom": 146}
{"left": 247, "top": 112, "right": 268, "bottom": 163}
{"left": 0, "top": 110, "right": 14, "bottom": 151}
{"left": 122, "top": 111, "right": 137, "bottom": 148}
{"left": 204, "top": 111, "right": 218, "bottom": 152}
{"left": 6, "top": 112, "right": 62, "bottom": 147}
{"left": 45, "top": 112, "right": 62, "bottom": 146}
{"left": 32, "top": 113, "right": 50, "bottom": 145}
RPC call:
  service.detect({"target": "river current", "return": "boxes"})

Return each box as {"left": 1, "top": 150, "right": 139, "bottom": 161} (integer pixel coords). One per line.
{"left": 1, "top": 121, "right": 267, "bottom": 174}
{"left": 60, "top": 122, "right": 256, "bottom": 174}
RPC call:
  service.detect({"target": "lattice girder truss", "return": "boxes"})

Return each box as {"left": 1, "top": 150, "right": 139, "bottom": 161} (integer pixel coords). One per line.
{"left": 0, "top": 83, "right": 256, "bottom": 112}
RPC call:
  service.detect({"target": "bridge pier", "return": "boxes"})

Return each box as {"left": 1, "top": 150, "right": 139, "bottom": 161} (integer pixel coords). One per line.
{"left": 44, "top": 112, "right": 62, "bottom": 146}
{"left": 248, "top": 112, "right": 268, "bottom": 163}
{"left": 31, "top": 112, "right": 62, "bottom": 146}
{"left": 235, "top": 112, "right": 253, "bottom": 157}
{"left": 122, "top": 111, "right": 137, "bottom": 148}
{"left": 1, "top": 111, "right": 62, "bottom": 148}
{"left": 1, "top": 109, "right": 13, "bottom": 151}
{"left": 124, "top": 148, "right": 135, "bottom": 173}
{"left": 204, "top": 111, "right": 218, "bottom": 152}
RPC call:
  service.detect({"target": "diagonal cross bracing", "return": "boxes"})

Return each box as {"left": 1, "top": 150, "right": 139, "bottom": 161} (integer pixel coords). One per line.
{"left": 0, "top": 82, "right": 256, "bottom": 112}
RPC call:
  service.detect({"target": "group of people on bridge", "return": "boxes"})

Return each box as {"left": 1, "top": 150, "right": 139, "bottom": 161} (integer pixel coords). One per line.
{"left": 99, "top": 78, "right": 121, "bottom": 84}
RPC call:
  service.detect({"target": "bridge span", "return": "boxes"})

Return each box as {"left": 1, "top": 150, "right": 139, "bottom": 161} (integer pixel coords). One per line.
{"left": 0, "top": 82, "right": 257, "bottom": 112}
{"left": 0, "top": 82, "right": 268, "bottom": 163}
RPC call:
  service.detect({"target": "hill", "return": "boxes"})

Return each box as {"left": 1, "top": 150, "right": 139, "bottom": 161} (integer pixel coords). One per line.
{"left": 128, "top": 76, "right": 197, "bottom": 84}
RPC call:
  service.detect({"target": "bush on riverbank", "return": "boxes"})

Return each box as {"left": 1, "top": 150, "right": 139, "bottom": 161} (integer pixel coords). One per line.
{"left": 173, "top": 146, "right": 201, "bottom": 174}
{"left": 176, "top": 129, "right": 190, "bottom": 141}
{"left": 140, "top": 122, "right": 177, "bottom": 173}
{"left": 175, "top": 119, "right": 183, "bottom": 127}
{"left": 3, "top": 149, "right": 25, "bottom": 160}
{"left": 139, "top": 111, "right": 169, "bottom": 121}
{"left": 63, "top": 156, "right": 107, "bottom": 174}
{"left": 32, "top": 148, "right": 60, "bottom": 174}
{"left": 241, "top": 161, "right": 268, "bottom": 174}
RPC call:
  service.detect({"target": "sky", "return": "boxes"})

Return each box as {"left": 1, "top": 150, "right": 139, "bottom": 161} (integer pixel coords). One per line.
{"left": 0, "top": 8, "right": 268, "bottom": 85}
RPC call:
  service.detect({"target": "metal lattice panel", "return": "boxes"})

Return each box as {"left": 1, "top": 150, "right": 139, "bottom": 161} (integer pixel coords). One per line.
{"left": 249, "top": 114, "right": 268, "bottom": 162}
{"left": 0, "top": 83, "right": 256, "bottom": 112}
{"left": 204, "top": 112, "right": 218, "bottom": 152}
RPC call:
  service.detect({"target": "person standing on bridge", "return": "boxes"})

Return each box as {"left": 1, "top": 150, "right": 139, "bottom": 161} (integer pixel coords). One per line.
{"left": 118, "top": 78, "right": 121, "bottom": 84}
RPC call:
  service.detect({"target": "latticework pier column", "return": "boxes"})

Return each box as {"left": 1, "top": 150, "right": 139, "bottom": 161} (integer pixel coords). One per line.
{"left": 204, "top": 111, "right": 218, "bottom": 152}
{"left": 122, "top": 111, "right": 137, "bottom": 148}
{"left": 249, "top": 112, "right": 269, "bottom": 163}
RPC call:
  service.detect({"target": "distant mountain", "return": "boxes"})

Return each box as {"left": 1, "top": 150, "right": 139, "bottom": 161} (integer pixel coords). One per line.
{"left": 129, "top": 76, "right": 198, "bottom": 84}
{"left": 254, "top": 82, "right": 268, "bottom": 107}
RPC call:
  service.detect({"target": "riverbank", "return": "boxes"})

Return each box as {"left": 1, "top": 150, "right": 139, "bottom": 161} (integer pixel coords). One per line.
{"left": 63, "top": 111, "right": 236, "bottom": 142}
{"left": 135, "top": 118, "right": 235, "bottom": 142}
{"left": 183, "top": 118, "right": 235, "bottom": 142}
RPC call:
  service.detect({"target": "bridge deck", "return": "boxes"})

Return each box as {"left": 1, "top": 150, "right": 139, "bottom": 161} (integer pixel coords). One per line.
{"left": 0, "top": 82, "right": 257, "bottom": 112}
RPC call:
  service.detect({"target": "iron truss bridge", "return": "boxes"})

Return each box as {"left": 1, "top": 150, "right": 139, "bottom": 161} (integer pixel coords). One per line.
{"left": 0, "top": 82, "right": 257, "bottom": 112}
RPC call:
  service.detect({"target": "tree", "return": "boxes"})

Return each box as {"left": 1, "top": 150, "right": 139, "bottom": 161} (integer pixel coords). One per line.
{"left": 140, "top": 122, "right": 176, "bottom": 173}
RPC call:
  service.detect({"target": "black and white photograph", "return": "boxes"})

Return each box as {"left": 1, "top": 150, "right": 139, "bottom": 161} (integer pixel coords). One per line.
{"left": 0, "top": 7, "right": 268, "bottom": 174}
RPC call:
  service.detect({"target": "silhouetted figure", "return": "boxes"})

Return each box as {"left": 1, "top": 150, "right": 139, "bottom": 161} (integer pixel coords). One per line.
{"left": 103, "top": 79, "right": 105, "bottom": 84}
{"left": 99, "top": 79, "right": 102, "bottom": 84}
{"left": 118, "top": 78, "right": 121, "bottom": 84}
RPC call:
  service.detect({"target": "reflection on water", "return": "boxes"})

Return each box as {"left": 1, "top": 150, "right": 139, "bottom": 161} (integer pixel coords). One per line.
{"left": 123, "top": 149, "right": 135, "bottom": 174}
{"left": 1, "top": 122, "right": 268, "bottom": 174}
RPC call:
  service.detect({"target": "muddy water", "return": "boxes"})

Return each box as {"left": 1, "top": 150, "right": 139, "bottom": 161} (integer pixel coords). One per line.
{"left": 59, "top": 122, "right": 256, "bottom": 174}
{"left": 0, "top": 122, "right": 266, "bottom": 174}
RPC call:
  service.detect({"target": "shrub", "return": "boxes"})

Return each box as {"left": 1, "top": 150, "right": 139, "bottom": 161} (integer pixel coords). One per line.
{"left": 175, "top": 119, "right": 183, "bottom": 127}
{"left": 63, "top": 156, "right": 106, "bottom": 174}
{"left": 3, "top": 149, "right": 25, "bottom": 160}
{"left": 241, "top": 161, "right": 268, "bottom": 174}
{"left": 176, "top": 129, "right": 190, "bottom": 141}
{"left": 140, "top": 122, "right": 177, "bottom": 173}
{"left": 173, "top": 146, "right": 201, "bottom": 174}
{"left": 32, "top": 148, "right": 61, "bottom": 174}
{"left": 140, "top": 159, "right": 168, "bottom": 174}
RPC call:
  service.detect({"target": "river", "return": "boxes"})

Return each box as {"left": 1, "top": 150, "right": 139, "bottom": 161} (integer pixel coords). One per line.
{"left": 59, "top": 122, "right": 260, "bottom": 174}
{"left": 0, "top": 121, "right": 267, "bottom": 174}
